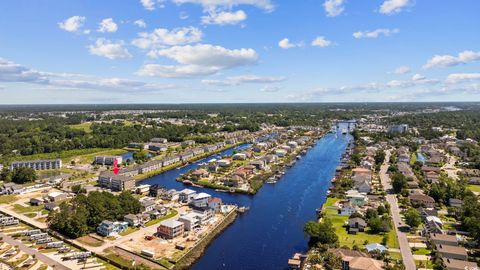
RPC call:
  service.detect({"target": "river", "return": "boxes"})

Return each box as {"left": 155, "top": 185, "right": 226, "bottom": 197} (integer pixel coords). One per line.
{"left": 139, "top": 132, "right": 351, "bottom": 270}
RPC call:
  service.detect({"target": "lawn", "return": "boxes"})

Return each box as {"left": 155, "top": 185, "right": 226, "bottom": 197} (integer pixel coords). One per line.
{"left": 326, "top": 212, "right": 399, "bottom": 249}
{"left": 77, "top": 149, "right": 128, "bottom": 164}
{"left": 145, "top": 209, "right": 179, "bottom": 227}
{"left": 468, "top": 184, "right": 480, "bottom": 193}
{"left": 69, "top": 122, "right": 93, "bottom": 133}
{"left": 119, "top": 226, "right": 139, "bottom": 236}
{"left": 0, "top": 194, "right": 16, "bottom": 204}
{"left": 413, "top": 247, "right": 431, "bottom": 255}
{"left": 13, "top": 204, "right": 44, "bottom": 214}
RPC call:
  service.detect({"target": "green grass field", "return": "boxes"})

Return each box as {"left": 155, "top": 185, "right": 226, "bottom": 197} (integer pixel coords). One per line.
{"left": 4, "top": 148, "right": 126, "bottom": 164}
{"left": 145, "top": 209, "right": 179, "bottom": 227}
{"left": 0, "top": 194, "right": 17, "bottom": 204}
{"left": 69, "top": 122, "right": 93, "bottom": 133}
{"left": 468, "top": 184, "right": 480, "bottom": 193}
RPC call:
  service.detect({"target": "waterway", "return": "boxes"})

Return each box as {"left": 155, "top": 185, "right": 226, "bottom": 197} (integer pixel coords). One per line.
{"left": 139, "top": 132, "right": 351, "bottom": 270}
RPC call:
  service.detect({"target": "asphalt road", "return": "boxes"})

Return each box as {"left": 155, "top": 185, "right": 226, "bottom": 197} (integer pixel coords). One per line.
{"left": 380, "top": 150, "right": 416, "bottom": 270}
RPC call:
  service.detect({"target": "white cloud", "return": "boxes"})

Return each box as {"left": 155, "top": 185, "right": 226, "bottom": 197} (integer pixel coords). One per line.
{"left": 201, "top": 10, "right": 247, "bottom": 25}
{"left": 311, "top": 36, "right": 332, "bottom": 48}
{"left": 58, "top": 16, "right": 86, "bottom": 33}
{"left": 392, "top": 65, "right": 410, "bottom": 74}
{"left": 136, "top": 64, "right": 220, "bottom": 78}
{"left": 423, "top": 50, "right": 480, "bottom": 69}
{"left": 137, "top": 44, "right": 258, "bottom": 78}
{"left": 278, "top": 38, "right": 299, "bottom": 49}
{"left": 98, "top": 18, "right": 118, "bottom": 33}
{"left": 202, "top": 75, "right": 286, "bottom": 86}
{"left": 134, "top": 19, "right": 147, "bottom": 28}
{"left": 323, "top": 0, "right": 345, "bottom": 17}
{"left": 261, "top": 85, "right": 281, "bottom": 92}
{"left": 353, "top": 28, "right": 399, "bottom": 39}
{"left": 379, "top": 0, "right": 411, "bottom": 15}
{"left": 411, "top": 73, "right": 425, "bottom": 81}
{"left": 151, "top": 44, "right": 257, "bottom": 67}
{"left": 446, "top": 73, "right": 480, "bottom": 83}
{"left": 140, "top": 0, "right": 165, "bottom": 10}
{"left": 132, "top": 27, "right": 202, "bottom": 50}
{"left": 88, "top": 39, "right": 132, "bottom": 60}
{"left": 0, "top": 58, "right": 173, "bottom": 92}
{"left": 171, "top": 0, "right": 274, "bottom": 12}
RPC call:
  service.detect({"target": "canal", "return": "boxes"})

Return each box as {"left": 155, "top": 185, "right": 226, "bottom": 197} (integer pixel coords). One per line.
{"left": 140, "top": 132, "right": 351, "bottom": 270}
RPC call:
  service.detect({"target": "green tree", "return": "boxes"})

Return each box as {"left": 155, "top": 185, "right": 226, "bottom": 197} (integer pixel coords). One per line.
{"left": 304, "top": 218, "right": 339, "bottom": 247}
{"left": 404, "top": 208, "right": 421, "bottom": 228}
{"left": 392, "top": 173, "right": 407, "bottom": 194}
{"left": 11, "top": 167, "right": 37, "bottom": 184}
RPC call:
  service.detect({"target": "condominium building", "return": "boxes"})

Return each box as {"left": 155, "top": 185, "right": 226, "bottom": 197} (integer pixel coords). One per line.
{"left": 98, "top": 172, "right": 135, "bottom": 191}
{"left": 10, "top": 159, "right": 62, "bottom": 170}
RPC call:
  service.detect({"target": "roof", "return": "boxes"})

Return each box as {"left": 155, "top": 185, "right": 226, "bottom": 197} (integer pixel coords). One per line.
{"left": 345, "top": 257, "right": 384, "bottom": 270}
{"left": 180, "top": 188, "right": 196, "bottom": 195}
{"left": 431, "top": 233, "right": 458, "bottom": 243}
{"left": 124, "top": 214, "right": 138, "bottom": 220}
{"left": 409, "top": 194, "right": 435, "bottom": 203}
{"left": 193, "top": 192, "right": 211, "bottom": 200}
{"left": 436, "top": 244, "right": 467, "bottom": 256}
{"left": 48, "top": 191, "right": 64, "bottom": 197}
{"left": 208, "top": 197, "right": 222, "bottom": 204}
{"left": 426, "top": 216, "right": 443, "bottom": 225}
{"left": 442, "top": 258, "right": 477, "bottom": 269}
{"left": 352, "top": 168, "right": 371, "bottom": 173}
{"left": 159, "top": 219, "right": 183, "bottom": 228}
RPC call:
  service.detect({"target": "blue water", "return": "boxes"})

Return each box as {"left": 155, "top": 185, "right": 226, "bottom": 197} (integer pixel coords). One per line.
{"left": 139, "top": 133, "right": 350, "bottom": 270}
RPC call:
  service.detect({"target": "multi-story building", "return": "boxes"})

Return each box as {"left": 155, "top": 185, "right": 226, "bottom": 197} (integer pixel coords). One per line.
{"left": 98, "top": 172, "right": 135, "bottom": 191}
{"left": 157, "top": 219, "right": 184, "bottom": 239}
{"left": 10, "top": 159, "right": 62, "bottom": 170}
{"left": 95, "top": 156, "right": 122, "bottom": 165}
{"left": 97, "top": 220, "right": 128, "bottom": 236}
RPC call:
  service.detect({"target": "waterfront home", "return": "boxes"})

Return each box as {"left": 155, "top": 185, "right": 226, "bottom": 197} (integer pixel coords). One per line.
{"left": 95, "top": 156, "right": 122, "bottom": 165}
{"left": 224, "top": 175, "right": 244, "bottom": 187}
{"left": 97, "top": 220, "right": 128, "bottom": 236}
{"left": 409, "top": 194, "right": 436, "bottom": 208}
{"left": 275, "top": 149, "right": 287, "bottom": 157}
{"left": 348, "top": 217, "right": 367, "bottom": 233}
{"left": 217, "top": 159, "right": 231, "bottom": 167}
{"left": 287, "top": 141, "right": 298, "bottom": 148}
{"left": 179, "top": 188, "right": 197, "bottom": 203}
{"left": 191, "top": 192, "right": 211, "bottom": 208}
{"left": 250, "top": 159, "right": 267, "bottom": 170}
{"left": 435, "top": 244, "right": 468, "bottom": 260}
{"left": 441, "top": 258, "right": 477, "bottom": 270}
{"left": 208, "top": 197, "right": 222, "bottom": 213}
{"left": 191, "top": 168, "right": 210, "bottom": 179}
{"left": 232, "top": 153, "right": 247, "bottom": 160}
{"left": 264, "top": 154, "right": 278, "bottom": 164}
{"left": 339, "top": 204, "right": 357, "bottom": 216}
{"left": 346, "top": 190, "right": 368, "bottom": 206}
{"left": 135, "top": 184, "right": 151, "bottom": 195}
{"left": 192, "top": 147, "right": 205, "bottom": 156}
{"left": 342, "top": 256, "right": 384, "bottom": 270}
{"left": 178, "top": 212, "right": 203, "bottom": 231}
{"left": 157, "top": 219, "right": 184, "bottom": 239}
{"left": 10, "top": 159, "right": 62, "bottom": 170}
{"left": 430, "top": 233, "right": 458, "bottom": 246}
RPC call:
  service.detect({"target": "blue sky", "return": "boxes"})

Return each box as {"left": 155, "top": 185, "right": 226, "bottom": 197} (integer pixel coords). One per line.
{"left": 0, "top": 0, "right": 479, "bottom": 104}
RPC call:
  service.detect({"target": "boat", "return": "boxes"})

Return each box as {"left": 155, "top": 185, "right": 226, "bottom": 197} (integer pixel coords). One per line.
{"left": 237, "top": 206, "right": 249, "bottom": 213}
{"left": 296, "top": 155, "right": 302, "bottom": 160}
{"left": 215, "top": 189, "right": 228, "bottom": 192}
{"left": 266, "top": 176, "right": 277, "bottom": 184}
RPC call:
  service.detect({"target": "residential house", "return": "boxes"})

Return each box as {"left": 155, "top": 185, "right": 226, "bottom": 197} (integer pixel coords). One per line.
{"left": 157, "top": 219, "right": 184, "bottom": 239}
{"left": 177, "top": 212, "right": 203, "bottom": 231}
{"left": 232, "top": 153, "right": 247, "bottom": 160}
{"left": 141, "top": 200, "right": 156, "bottom": 213}
{"left": 441, "top": 258, "right": 477, "bottom": 270}
{"left": 339, "top": 204, "right": 357, "bottom": 216}
{"left": 96, "top": 220, "right": 128, "bottom": 236}
{"left": 217, "top": 159, "right": 231, "bottom": 167}
{"left": 191, "top": 169, "right": 209, "bottom": 179}
{"left": 449, "top": 198, "right": 463, "bottom": 208}
{"left": 343, "top": 256, "right": 384, "bottom": 270}
{"left": 348, "top": 217, "right": 367, "bottom": 233}
{"left": 435, "top": 244, "right": 468, "bottom": 260}
{"left": 224, "top": 175, "right": 244, "bottom": 187}
{"left": 409, "top": 194, "right": 436, "bottom": 208}
{"left": 47, "top": 191, "right": 67, "bottom": 202}
{"left": 208, "top": 197, "right": 222, "bottom": 213}
{"left": 191, "top": 192, "right": 211, "bottom": 208}
{"left": 124, "top": 214, "right": 141, "bottom": 227}
{"left": 430, "top": 233, "right": 458, "bottom": 246}
{"left": 179, "top": 189, "right": 197, "bottom": 203}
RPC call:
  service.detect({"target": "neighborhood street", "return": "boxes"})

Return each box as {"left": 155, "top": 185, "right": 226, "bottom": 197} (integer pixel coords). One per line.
{"left": 380, "top": 150, "right": 416, "bottom": 270}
